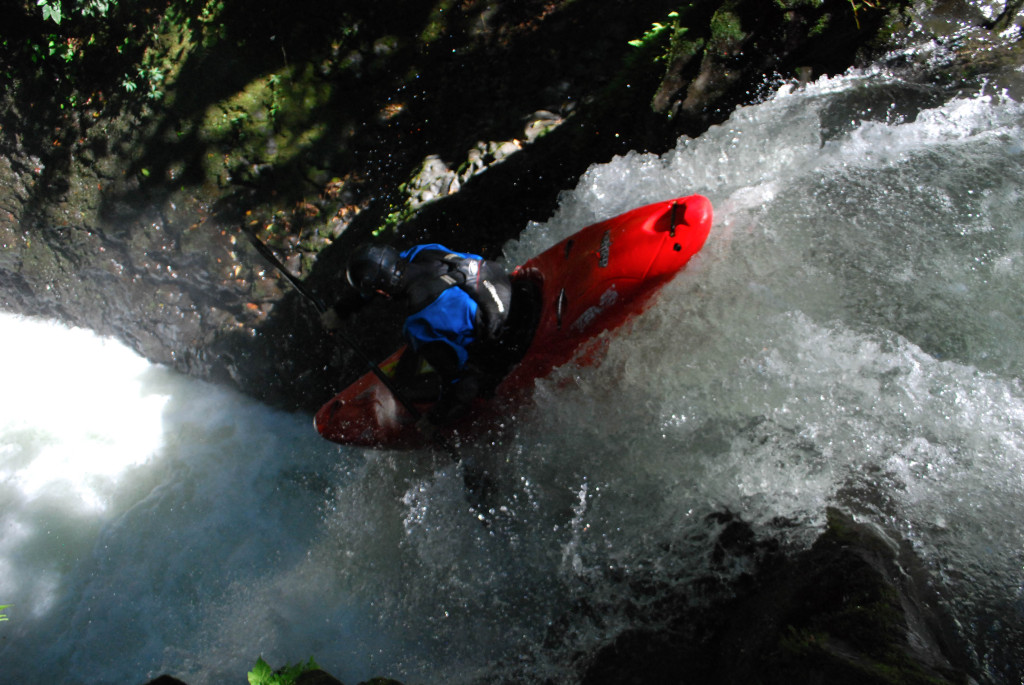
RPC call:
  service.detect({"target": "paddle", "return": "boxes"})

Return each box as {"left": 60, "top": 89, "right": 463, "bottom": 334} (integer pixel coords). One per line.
{"left": 242, "top": 228, "right": 425, "bottom": 421}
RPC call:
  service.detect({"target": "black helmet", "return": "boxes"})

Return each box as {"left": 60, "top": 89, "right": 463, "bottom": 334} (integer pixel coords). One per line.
{"left": 346, "top": 243, "right": 402, "bottom": 297}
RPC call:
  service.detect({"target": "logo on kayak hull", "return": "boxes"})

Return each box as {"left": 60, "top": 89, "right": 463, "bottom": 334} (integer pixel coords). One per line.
{"left": 571, "top": 285, "right": 618, "bottom": 333}
{"left": 599, "top": 230, "right": 611, "bottom": 267}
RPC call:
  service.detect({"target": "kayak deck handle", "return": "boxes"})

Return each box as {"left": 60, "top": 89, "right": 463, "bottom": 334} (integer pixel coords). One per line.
{"left": 669, "top": 200, "right": 687, "bottom": 237}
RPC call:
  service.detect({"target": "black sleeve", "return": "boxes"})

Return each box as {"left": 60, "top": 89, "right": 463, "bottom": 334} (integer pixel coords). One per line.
{"left": 474, "top": 260, "right": 513, "bottom": 340}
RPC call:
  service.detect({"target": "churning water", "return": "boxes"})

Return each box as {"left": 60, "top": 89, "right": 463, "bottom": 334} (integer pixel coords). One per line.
{"left": 3, "top": 62, "right": 1024, "bottom": 685}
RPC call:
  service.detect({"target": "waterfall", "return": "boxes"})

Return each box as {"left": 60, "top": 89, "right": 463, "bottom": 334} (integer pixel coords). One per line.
{"left": 3, "top": 43, "right": 1024, "bottom": 685}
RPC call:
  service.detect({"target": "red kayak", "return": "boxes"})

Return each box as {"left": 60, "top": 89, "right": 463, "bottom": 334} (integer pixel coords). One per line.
{"left": 315, "top": 195, "right": 713, "bottom": 448}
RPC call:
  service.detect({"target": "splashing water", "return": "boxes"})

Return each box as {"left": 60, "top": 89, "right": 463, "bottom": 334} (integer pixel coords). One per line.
{"left": 2, "top": 67, "right": 1024, "bottom": 684}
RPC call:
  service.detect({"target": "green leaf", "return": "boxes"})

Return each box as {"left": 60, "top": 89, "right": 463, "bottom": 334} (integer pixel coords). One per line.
{"left": 247, "top": 657, "right": 273, "bottom": 685}
{"left": 39, "top": 0, "right": 62, "bottom": 24}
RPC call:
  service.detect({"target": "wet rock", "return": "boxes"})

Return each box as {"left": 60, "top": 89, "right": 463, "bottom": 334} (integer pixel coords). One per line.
{"left": 577, "top": 508, "right": 969, "bottom": 685}
{"left": 523, "top": 110, "right": 564, "bottom": 143}
{"left": 295, "top": 670, "right": 346, "bottom": 685}
{"left": 141, "top": 676, "right": 189, "bottom": 685}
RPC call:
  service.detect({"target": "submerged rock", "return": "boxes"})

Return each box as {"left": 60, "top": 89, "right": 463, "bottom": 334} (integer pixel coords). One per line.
{"left": 577, "top": 508, "right": 968, "bottom": 685}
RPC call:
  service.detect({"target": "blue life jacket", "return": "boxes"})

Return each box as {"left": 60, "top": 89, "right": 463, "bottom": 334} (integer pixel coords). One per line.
{"left": 399, "top": 244, "right": 483, "bottom": 368}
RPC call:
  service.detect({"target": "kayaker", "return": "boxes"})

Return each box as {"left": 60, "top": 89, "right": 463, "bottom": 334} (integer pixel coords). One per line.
{"left": 321, "top": 242, "right": 512, "bottom": 436}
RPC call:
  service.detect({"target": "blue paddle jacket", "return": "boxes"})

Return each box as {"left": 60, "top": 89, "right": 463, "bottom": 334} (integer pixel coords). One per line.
{"left": 399, "top": 244, "right": 483, "bottom": 369}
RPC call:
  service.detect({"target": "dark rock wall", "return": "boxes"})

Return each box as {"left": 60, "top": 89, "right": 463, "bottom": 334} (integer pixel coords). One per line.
{"left": 575, "top": 509, "right": 970, "bottom": 685}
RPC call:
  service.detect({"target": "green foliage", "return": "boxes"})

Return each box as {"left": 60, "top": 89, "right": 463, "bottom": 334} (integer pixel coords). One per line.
{"left": 79, "top": 0, "right": 113, "bottom": 18}
{"left": 376, "top": 202, "right": 414, "bottom": 237}
{"left": 121, "top": 64, "right": 166, "bottom": 99}
{"left": 709, "top": 9, "right": 744, "bottom": 49}
{"left": 4, "top": 0, "right": 198, "bottom": 117}
{"left": 848, "top": 0, "right": 880, "bottom": 29}
{"left": 16, "top": 1, "right": 179, "bottom": 85}
{"left": 162, "top": 0, "right": 228, "bottom": 47}
{"left": 247, "top": 657, "right": 319, "bottom": 685}
{"left": 421, "top": 0, "right": 456, "bottom": 44}
{"left": 267, "top": 74, "right": 282, "bottom": 123}
{"left": 627, "top": 9, "right": 705, "bottom": 73}
{"left": 628, "top": 11, "right": 680, "bottom": 57}
{"left": 38, "top": 0, "right": 62, "bottom": 24}
{"left": 38, "top": 0, "right": 115, "bottom": 24}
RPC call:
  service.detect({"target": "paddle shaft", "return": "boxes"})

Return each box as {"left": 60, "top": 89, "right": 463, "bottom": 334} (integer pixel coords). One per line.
{"left": 244, "top": 230, "right": 424, "bottom": 420}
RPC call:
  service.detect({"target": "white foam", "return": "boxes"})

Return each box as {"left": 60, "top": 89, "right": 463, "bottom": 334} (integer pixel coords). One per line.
{"left": 0, "top": 313, "right": 168, "bottom": 511}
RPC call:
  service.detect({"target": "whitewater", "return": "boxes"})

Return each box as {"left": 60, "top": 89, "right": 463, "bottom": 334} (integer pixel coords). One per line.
{"left": 3, "top": 65, "right": 1024, "bottom": 683}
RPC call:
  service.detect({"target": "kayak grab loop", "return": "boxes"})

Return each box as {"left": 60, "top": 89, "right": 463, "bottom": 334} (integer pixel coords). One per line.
{"left": 669, "top": 200, "right": 686, "bottom": 237}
